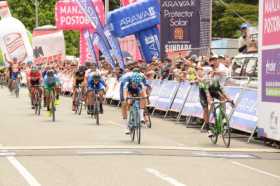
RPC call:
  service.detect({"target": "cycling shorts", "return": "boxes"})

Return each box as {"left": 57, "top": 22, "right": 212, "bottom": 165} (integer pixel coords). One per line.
{"left": 11, "top": 72, "right": 20, "bottom": 80}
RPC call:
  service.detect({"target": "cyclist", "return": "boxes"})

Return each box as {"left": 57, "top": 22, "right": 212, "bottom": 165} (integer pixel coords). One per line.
{"left": 43, "top": 69, "right": 61, "bottom": 111}
{"left": 123, "top": 71, "right": 147, "bottom": 134}
{"left": 87, "top": 71, "right": 106, "bottom": 114}
{"left": 84, "top": 62, "right": 100, "bottom": 107}
{"left": 5, "top": 56, "right": 21, "bottom": 92}
{"left": 197, "top": 56, "right": 232, "bottom": 137}
{"left": 72, "top": 65, "right": 86, "bottom": 111}
{"left": 27, "top": 65, "right": 43, "bottom": 109}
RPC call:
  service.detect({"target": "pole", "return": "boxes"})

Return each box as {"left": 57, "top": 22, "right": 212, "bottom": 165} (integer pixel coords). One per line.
{"left": 35, "top": 0, "right": 38, "bottom": 27}
{"left": 105, "top": 0, "right": 109, "bottom": 23}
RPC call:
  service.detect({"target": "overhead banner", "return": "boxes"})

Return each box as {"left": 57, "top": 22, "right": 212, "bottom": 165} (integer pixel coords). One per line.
{"left": 160, "top": 0, "right": 211, "bottom": 58}
{"left": 32, "top": 27, "right": 65, "bottom": 64}
{"left": 107, "top": 0, "right": 160, "bottom": 38}
{"left": 135, "top": 26, "right": 160, "bottom": 63}
{"left": 258, "top": 0, "right": 280, "bottom": 141}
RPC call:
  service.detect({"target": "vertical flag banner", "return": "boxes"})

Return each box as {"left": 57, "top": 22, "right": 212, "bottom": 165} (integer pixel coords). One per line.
{"left": 104, "top": 25, "right": 125, "bottom": 69}
{"left": 258, "top": 0, "right": 280, "bottom": 141}
{"left": 92, "top": 32, "right": 115, "bottom": 69}
{"left": 83, "top": 29, "right": 98, "bottom": 65}
{"left": 135, "top": 26, "right": 160, "bottom": 63}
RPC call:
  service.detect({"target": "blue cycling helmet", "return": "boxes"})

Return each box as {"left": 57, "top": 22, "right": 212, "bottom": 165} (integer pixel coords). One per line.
{"left": 240, "top": 23, "right": 249, "bottom": 30}
{"left": 131, "top": 72, "right": 142, "bottom": 85}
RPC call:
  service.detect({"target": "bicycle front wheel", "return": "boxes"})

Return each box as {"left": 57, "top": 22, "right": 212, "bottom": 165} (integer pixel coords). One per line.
{"left": 210, "top": 127, "right": 218, "bottom": 144}
{"left": 222, "top": 114, "right": 231, "bottom": 148}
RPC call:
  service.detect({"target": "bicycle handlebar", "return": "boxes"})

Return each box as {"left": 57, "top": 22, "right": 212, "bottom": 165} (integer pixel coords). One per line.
{"left": 127, "top": 96, "right": 149, "bottom": 100}
{"left": 211, "top": 100, "right": 235, "bottom": 107}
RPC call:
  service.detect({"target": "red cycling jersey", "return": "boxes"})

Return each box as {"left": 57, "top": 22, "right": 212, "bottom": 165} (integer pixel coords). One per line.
{"left": 28, "top": 71, "right": 41, "bottom": 81}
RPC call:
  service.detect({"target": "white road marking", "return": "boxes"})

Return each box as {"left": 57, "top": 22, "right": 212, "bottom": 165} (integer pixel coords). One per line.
{"left": 193, "top": 152, "right": 255, "bottom": 159}
{"left": 232, "top": 161, "right": 280, "bottom": 180}
{"left": 77, "top": 151, "right": 136, "bottom": 155}
{"left": 107, "top": 120, "right": 123, "bottom": 127}
{"left": 0, "top": 145, "right": 279, "bottom": 153}
{"left": 145, "top": 168, "right": 186, "bottom": 186}
{"left": 7, "top": 156, "right": 41, "bottom": 186}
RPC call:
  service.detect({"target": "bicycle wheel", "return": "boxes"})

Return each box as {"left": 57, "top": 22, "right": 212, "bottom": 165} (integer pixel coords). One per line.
{"left": 210, "top": 127, "right": 218, "bottom": 144}
{"left": 129, "top": 109, "right": 135, "bottom": 142}
{"left": 221, "top": 113, "right": 231, "bottom": 148}
{"left": 51, "top": 91, "right": 56, "bottom": 122}
{"left": 34, "top": 91, "right": 38, "bottom": 115}
{"left": 78, "top": 100, "right": 83, "bottom": 115}
{"left": 146, "top": 108, "right": 152, "bottom": 128}
{"left": 15, "top": 82, "right": 19, "bottom": 98}
{"left": 94, "top": 99, "right": 100, "bottom": 125}
{"left": 135, "top": 110, "right": 141, "bottom": 144}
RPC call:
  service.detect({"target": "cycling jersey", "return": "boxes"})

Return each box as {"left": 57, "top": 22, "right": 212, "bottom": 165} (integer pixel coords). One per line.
{"left": 28, "top": 71, "right": 42, "bottom": 86}
{"left": 74, "top": 70, "right": 85, "bottom": 87}
{"left": 43, "top": 74, "right": 60, "bottom": 91}
{"left": 87, "top": 74, "right": 106, "bottom": 92}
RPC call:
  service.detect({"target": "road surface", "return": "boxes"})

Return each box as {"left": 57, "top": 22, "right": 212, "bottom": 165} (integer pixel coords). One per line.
{"left": 0, "top": 88, "right": 279, "bottom": 186}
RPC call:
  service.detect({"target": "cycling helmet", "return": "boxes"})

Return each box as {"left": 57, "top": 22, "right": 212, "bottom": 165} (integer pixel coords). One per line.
{"left": 130, "top": 72, "right": 142, "bottom": 85}
{"left": 27, "top": 61, "right": 33, "bottom": 65}
{"left": 47, "top": 70, "right": 54, "bottom": 77}
{"left": 132, "top": 68, "right": 141, "bottom": 73}
{"left": 240, "top": 23, "right": 249, "bottom": 30}
{"left": 92, "top": 72, "right": 101, "bottom": 80}
{"left": 31, "top": 65, "right": 38, "bottom": 72}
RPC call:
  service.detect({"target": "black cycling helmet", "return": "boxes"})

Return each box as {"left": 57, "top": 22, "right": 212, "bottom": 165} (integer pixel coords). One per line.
{"left": 47, "top": 70, "right": 54, "bottom": 77}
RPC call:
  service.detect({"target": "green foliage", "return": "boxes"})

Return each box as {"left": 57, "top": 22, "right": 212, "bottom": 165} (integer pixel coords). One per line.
{"left": 212, "top": 0, "right": 258, "bottom": 38}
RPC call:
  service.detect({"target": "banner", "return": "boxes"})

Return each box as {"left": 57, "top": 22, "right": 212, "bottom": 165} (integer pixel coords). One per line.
{"left": 135, "top": 26, "right": 160, "bottom": 63}
{"left": 258, "top": 0, "right": 280, "bottom": 141}
{"left": 55, "top": 0, "right": 93, "bottom": 30}
{"left": 181, "top": 85, "right": 203, "bottom": 118}
{"left": 154, "top": 80, "right": 179, "bottom": 111}
{"left": 170, "top": 81, "right": 191, "bottom": 112}
{"left": 82, "top": 30, "right": 98, "bottom": 65}
{"left": 119, "top": 35, "right": 142, "bottom": 60}
{"left": 231, "top": 89, "right": 257, "bottom": 133}
{"left": 76, "top": 0, "right": 110, "bottom": 49}
{"left": 32, "top": 27, "right": 65, "bottom": 64}
{"left": 104, "top": 25, "right": 125, "bottom": 69}
{"left": 160, "top": 0, "right": 211, "bottom": 58}
{"left": 107, "top": 0, "right": 160, "bottom": 38}
{"left": 149, "top": 80, "right": 162, "bottom": 107}
{"left": 92, "top": 32, "right": 115, "bottom": 68}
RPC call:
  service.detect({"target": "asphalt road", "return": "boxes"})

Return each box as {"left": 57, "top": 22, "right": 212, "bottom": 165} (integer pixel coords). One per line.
{"left": 0, "top": 87, "right": 279, "bottom": 186}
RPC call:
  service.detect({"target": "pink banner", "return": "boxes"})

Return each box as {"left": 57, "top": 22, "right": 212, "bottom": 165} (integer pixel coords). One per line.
{"left": 55, "top": 1, "right": 92, "bottom": 30}
{"left": 263, "top": 0, "right": 280, "bottom": 46}
{"left": 119, "top": 35, "right": 141, "bottom": 60}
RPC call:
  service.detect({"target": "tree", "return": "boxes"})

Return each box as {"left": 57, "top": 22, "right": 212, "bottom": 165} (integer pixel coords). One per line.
{"left": 212, "top": 0, "right": 258, "bottom": 38}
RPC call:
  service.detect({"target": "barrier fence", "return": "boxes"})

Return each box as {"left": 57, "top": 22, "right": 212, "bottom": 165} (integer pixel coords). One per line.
{"left": 104, "top": 78, "right": 261, "bottom": 141}
{"left": 60, "top": 76, "right": 265, "bottom": 142}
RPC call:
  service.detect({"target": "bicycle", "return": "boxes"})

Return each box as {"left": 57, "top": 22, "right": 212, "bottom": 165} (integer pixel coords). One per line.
{"left": 127, "top": 96, "right": 147, "bottom": 144}
{"left": 144, "top": 107, "right": 152, "bottom": 128}
{"left": 14, "top": 77, "right": 21, "bottom": 98}
{"left": 32, "top": 85, "right": 42, "bottom": 116}
{"left": 0, "top": 74, "right": 6, "bottom": 88}
{"left": 88, "top": 89, "right": 101, "bottom": 125}
{"left": 74, "top": 86, "right": 83, "bottom": 115}
{"left": 48, "top": 88, "right": 56, "bottom": 122}
{"left": 209, "top": 100, "right": 234, "bottom": 148}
